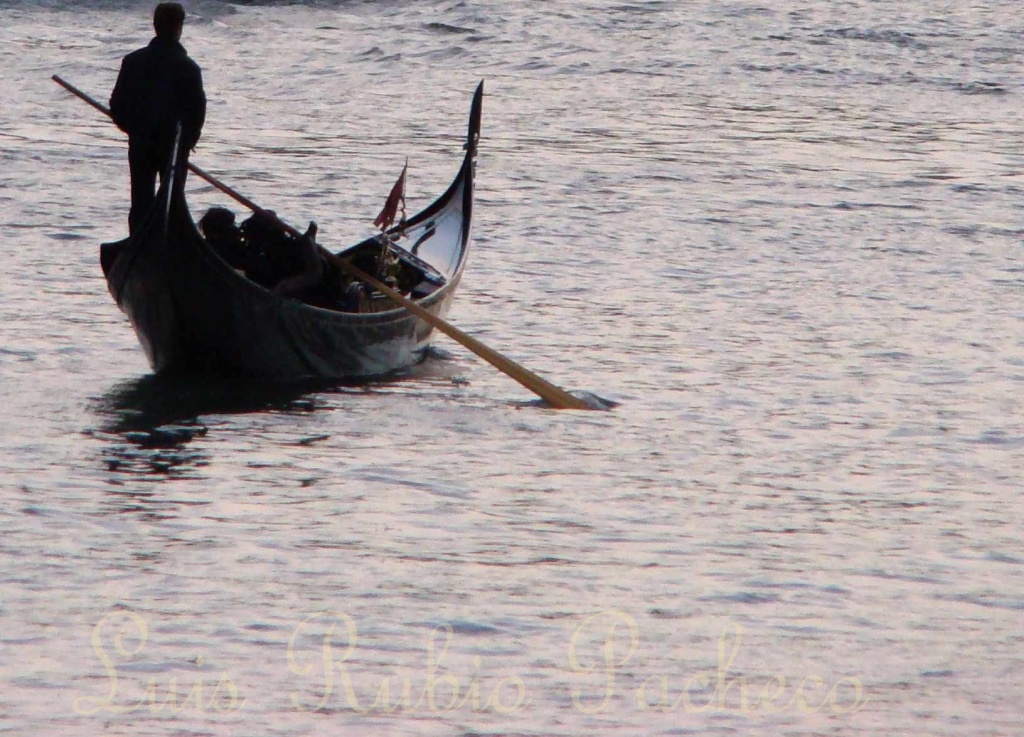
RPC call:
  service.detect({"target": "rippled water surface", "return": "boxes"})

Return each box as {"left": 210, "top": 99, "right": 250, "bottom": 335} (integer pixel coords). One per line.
{"left": 1, "top": 1, "right": 1022, "bottom": 735}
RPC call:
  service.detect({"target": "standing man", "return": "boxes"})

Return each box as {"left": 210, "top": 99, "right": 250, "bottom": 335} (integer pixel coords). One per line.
{"left": 110, "top": 3, "right": 206, "bottom": 234}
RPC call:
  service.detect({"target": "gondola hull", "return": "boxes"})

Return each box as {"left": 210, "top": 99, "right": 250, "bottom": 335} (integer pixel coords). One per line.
{"left": 102, "top": 83, "right": 481, "bottom": 382}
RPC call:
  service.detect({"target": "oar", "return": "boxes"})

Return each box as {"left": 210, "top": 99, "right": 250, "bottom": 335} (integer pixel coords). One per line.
{"left": 52, "top": 74, "right": 595, "bottom": 410}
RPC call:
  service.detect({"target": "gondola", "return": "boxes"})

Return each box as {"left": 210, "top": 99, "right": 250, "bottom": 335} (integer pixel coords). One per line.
{"left": 100, "top": 82, "right": 482, "bottom": 382}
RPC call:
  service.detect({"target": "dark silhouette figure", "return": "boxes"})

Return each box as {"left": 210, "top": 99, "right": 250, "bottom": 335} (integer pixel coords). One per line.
{"left": 200, "top": 207, "right": 338, "bottom": 307}
{"left": 239, "top": 211, "right": 335, "bottom": 305}
{"left": 198, "top": 207, "right": 254, "bottom": 275}
{"left": 110, "top": 3, "right": 206, "bottom": 234}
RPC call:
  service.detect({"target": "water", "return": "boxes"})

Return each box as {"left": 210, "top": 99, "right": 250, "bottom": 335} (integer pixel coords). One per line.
{"left": 1, "top": 1, "right": 1022, "bottom": 734}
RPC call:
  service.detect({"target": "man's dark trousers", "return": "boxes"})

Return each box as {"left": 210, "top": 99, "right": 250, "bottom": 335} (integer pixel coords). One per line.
{"left": 127, "top": 139, "right": 187, "bottom": 234}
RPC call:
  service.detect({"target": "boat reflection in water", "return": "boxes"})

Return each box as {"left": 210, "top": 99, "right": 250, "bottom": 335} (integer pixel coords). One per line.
{"left": 88, "top": 372, "right": 327, "bottom": 486}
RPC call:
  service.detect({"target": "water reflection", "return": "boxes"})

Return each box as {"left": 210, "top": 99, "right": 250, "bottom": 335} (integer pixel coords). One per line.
{"left": 88, "top": 372, "right": 327, "bottom": 482}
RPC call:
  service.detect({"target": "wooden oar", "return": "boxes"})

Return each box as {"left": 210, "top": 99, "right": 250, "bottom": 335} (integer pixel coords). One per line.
{"left": 52, "top": 74, "right": 595, "bottom": 410}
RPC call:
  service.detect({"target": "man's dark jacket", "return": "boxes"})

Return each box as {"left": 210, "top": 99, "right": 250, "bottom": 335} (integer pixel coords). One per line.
{"left": 110, "top": 36, "right": 206, "bottom": 156}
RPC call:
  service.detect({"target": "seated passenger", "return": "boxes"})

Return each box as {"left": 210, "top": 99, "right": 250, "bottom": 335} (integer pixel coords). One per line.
{"left": 241, "top": 211, "right": 339, "bottom": 307}
{"left": 200, "top": 207, "right": 285, "bottom": 287}
{"left": 271, "top": 221, "right": 327, "bottom": 299}
{"left": 237, "top": 209, "right": 290, "bottom": 288}
{"left": 198, "top": 207, "right": 247, "bottom": 272}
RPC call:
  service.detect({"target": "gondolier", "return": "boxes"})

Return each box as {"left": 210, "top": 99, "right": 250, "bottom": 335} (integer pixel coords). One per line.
{"left": 110, "top": 2, "right": 206, "bottom": 234}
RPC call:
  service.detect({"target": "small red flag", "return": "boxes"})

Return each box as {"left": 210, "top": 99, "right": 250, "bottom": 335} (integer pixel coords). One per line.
{"left": 374, "top": 160, "right": 407, "bottom": 231}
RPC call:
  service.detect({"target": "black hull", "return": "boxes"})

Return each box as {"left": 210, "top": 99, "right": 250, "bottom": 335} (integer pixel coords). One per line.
{"left": 102, "top": 83, "right": 482, "bottom": 382}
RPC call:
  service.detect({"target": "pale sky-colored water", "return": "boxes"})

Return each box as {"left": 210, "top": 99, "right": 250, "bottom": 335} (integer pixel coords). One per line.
{"left": 1, "top": 1, "right": 1022, "bottom": 735}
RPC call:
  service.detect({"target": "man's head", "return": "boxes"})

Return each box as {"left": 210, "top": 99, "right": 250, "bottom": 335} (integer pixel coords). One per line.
{"left": 153, "top": 3, "right": 185, "bottom": 41}
{"left": 199, "top": 207, "right": 237, "bottom": 239}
